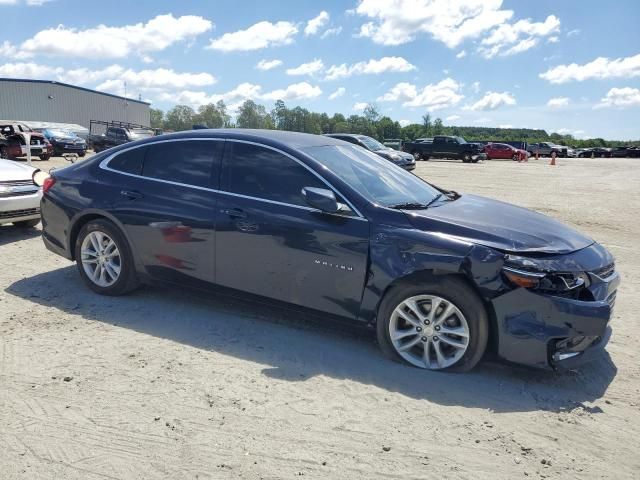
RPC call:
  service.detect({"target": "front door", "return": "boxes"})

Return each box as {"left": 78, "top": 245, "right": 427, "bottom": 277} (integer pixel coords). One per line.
{"left": 215, "top": 141, "right": 369, "bottom": 319}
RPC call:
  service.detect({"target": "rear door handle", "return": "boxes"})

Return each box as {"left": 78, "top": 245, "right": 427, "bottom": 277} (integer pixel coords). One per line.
{"left": 121, "top": 190, "right": 143, "bottom": 200}
{"left": 220, "top": 208, "right": 247, "bottom": 219}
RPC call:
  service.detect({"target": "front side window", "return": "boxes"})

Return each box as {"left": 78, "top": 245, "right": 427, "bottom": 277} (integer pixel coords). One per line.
{"left": 302, "top": 145, "right": 441, "bottom": 208}
{"left": 224, "top": 142, "right": 326, "bottom": 207}
{"left": 358, "top": 136, "right": 385, "bottom": 151}
{"left": 143, "top": 140, "right": 219, "bottom": 188}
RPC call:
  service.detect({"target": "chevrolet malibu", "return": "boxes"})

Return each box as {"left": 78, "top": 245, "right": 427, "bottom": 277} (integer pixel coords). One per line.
{"left": 40, "top": 130, "right": 619, "bottom": 372}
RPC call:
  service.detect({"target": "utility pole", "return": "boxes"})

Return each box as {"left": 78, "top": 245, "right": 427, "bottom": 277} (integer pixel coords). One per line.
{"left": 124, "top": 81, "right": 128, "bottom": 123}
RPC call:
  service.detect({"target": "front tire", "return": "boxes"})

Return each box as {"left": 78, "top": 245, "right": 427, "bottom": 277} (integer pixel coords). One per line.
{"left": 75, "top": 219, "right": 139, "bottom": 296}
{"left": 39, "top": 154, "right": 51, "bottom": 161}
{"left": 376, "top": 276, "right": 488, "bottom": 372}
{"left": 462, "top": 153, "right": 472, "bottom": 163}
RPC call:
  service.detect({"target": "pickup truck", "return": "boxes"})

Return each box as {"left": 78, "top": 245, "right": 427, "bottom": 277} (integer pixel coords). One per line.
{"left": 527, "top": 142, "right": 566, "bottom": 157}
{"left": 88, "top": 125, "right": 154, "bottom": 153}
{"left": 402, "top": 136, "right": 486, "bottom": 163}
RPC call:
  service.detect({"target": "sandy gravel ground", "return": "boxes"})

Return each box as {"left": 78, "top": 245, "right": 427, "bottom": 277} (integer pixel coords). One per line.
{"left": 1, "top": 156, "right": 639, "bottom": 479}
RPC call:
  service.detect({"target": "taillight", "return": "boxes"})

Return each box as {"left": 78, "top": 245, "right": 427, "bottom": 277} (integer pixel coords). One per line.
{"left": 43, "top": 177, "right": 56, "bottom": 194}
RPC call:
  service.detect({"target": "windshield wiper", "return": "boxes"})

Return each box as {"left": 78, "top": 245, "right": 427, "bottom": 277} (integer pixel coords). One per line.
{"left": 423, "top": 193, "right": 445, "bottom": 208}
{"left": 387, "top": 202, "right": 430, "bottom": 210}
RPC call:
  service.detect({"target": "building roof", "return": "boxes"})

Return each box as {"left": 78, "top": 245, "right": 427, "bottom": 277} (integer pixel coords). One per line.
{"left": 0, "top": 78, "right": 150, "bottom": 105}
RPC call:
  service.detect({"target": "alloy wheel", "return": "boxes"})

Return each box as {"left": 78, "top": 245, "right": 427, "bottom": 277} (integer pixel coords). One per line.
{"left": 80, "top": 231, "right": 121, "bottom": 287}
{"left": 389, "top": 294, "right": 470, "bottom": 369}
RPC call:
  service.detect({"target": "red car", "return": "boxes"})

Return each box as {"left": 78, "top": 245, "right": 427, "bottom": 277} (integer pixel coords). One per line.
{"left": 0, "top": 121, "right": 53, "bottom": 161}
{"left": 484, "top": 142, "right": 528, "bottom": 161}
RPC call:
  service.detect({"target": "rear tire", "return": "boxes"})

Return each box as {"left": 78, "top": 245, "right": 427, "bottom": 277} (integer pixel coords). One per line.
{"left": 74, "top": 219, "right": 139, "bottom": 296}
{"left": 462, "top": 153, "right": 472, "bottom": 163}
{"left": 376, "top": 276, "right": 489, "bottom": 372}
{"left": 13, "top": 218, "right": 40, "bottom": 228}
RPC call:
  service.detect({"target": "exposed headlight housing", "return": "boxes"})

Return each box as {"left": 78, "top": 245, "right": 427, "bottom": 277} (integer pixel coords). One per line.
{"left": 502, "top": 266, "right": 591, "bottom": 293}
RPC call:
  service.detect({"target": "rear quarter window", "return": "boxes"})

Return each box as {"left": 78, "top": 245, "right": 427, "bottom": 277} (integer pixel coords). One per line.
{"left": 108, "top": 146, "right": 146, "bottom": 175}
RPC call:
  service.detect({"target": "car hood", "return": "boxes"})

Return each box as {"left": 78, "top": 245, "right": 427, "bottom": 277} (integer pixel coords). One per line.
{"left": 404, "top": 194, "right": 594, "bottom": 254}
{"left": 0, "top": 159, "right": 37, "bottom": 180}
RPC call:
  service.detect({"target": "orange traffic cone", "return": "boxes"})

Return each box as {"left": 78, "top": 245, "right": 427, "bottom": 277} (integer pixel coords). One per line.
{"left": 550, "top": 151, "right": 557, "bottom": 166}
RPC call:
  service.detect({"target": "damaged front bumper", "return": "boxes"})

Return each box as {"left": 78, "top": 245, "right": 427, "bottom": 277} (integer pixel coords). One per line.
{"left": 491, "top": 268, "right": 619, "bottom": 370}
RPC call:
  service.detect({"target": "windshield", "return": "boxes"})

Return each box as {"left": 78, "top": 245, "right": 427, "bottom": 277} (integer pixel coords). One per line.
{"left": 455, "top": 136, "right": 467, "bottom": 144}
{"left": 358, "top": 136, "right": 385, "bottom": 151}
{"left": 129, "top": 129, "right": 154, "bottom": 139}
{"left": 46, "top": 129, "right": 76, "bottom": 138}
{"left": 302, "top": 145, "right": 441, "bottom": 207}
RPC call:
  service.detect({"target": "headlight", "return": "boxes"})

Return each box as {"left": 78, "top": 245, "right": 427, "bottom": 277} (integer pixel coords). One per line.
{"left": 503, "top": 266, "right": 590, "bottom": 292}
{"left": 32, "top": 169, "right": 50, "bottom": 187}
{"left": 389, "top": 153, "right": 401, "bottom": 160}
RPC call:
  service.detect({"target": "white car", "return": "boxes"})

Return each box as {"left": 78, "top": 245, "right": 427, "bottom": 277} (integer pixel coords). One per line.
{"left": 0, "top": 158, "right": 48, "bottom": 227}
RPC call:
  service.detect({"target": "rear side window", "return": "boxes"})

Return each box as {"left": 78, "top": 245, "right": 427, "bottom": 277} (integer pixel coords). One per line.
{"left": 143, "top": 140, "right": 220, "bottom": 188}
{"left": 109, "top": 146, "right": 146, "bottom": 175}
{"left": 223, "top": 142, "right": 326, "bottom": 207}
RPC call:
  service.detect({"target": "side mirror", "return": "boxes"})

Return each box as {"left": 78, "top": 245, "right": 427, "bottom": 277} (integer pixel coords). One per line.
{"left": 302, "top": 187, "right": 340, "bottom": 213}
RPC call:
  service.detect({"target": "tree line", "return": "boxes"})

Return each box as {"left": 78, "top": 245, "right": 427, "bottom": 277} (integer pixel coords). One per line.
{"left": 150, "top": 100, "right": 639, "bottom": 148}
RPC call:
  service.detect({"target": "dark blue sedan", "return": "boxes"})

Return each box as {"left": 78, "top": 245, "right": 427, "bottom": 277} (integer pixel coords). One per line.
{"left": 40, "top": 130, "right": 619, "bottom": 372}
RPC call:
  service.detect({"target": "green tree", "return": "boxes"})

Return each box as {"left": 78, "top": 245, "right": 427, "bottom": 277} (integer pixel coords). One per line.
{"left": 164, "top": 105, "right": 195, "bottom": 131}
{"left": 194, "top": 101, "right": 230, "bottom": 129}
{"left": 150, "top": 108, "right": 164, "bottom": 129}
{"left": 236, "top": 100, "right": 271, "bottom": 129}
{"left": 433, "top": 117, "right": 444, "bottom": 135}
{"left": 363, "top": 103, "right": 380, "bottom": 124}
{"left": 422, "top": 113, "right": 432, "bottom": 137}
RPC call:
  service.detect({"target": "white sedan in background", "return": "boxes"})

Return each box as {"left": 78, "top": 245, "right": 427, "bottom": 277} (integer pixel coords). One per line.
{"left": 0, "top": 158, "right": 48, "bottom": 228}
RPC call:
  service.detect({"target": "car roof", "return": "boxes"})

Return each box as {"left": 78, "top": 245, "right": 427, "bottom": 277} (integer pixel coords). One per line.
{"left": 160, "top": 129, "right": 350, "bottom": 148}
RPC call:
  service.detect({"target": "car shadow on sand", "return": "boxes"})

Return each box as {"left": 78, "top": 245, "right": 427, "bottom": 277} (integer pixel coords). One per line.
{"left": 6, "top": 265, "right": 617, "bottom": 414}
{"left": 0, "top": 224, "right": 41, "bottom": 246}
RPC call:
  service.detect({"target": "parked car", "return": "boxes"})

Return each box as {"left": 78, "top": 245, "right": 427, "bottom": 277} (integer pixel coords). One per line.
{"left": 611, "top": 146, "right": 640, "bottom": 158}
{"left": 88, "top": 123, "right": 154, "bottom": 153}
{"left": 528, "top": 142, "right": 568, "bottom": 157}
{"left": 382, "top": 138, "right": 402, "bottom": 150}
{"left": 483, "top": 142, "right": 528, "bottom": 161}
{"left": 36, "top": 128, "right": 87, "bottom": 157}
{"left": 0, "top": 121, "right": 52, "bottom": 160}
{"left": 577, "top": 148, "right": 612, "bottom": 158}
{"left": 0, "top": 158, "right": 48, "bottom": 227}
{"left": 40, "top": 130, "right": 619, "bottom": 372}
{"left": 402, "top": 136, "right": 486, "bottom": 163}
{"left": 324, "top": 134, "right": 415, "bottom": 170}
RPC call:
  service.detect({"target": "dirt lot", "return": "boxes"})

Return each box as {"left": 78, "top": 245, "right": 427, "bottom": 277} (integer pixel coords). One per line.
{"left": 1, "top": 156, "right": 639, "bottom": 479}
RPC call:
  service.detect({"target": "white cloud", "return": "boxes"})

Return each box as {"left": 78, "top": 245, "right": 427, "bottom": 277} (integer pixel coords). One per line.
{"left": 377, "top": 78, "right": 464, "bottom": 110}
{"left": 325, "top": 56, "right": 416, "bottom": 80}
{"left": 399, "top": 119, "right": 412, "bottom": 127}
{"left": 547, "top": 36, "right": 559, "bottom": 43}
{"left": 478, "top": 15, "right": 560, "bottom": 58}
{"left": 261, "top": 82, "right": 322, "bottom": 101}
{"left": 0, "top": 62, "right": 217, "bottom": 102}
{"left": 446, "top": 115, "right": 460, "bottom": 122}
{"left": 354, "top": 0, "right": 514, "bottom": 48}
{"left": 207, "top": 21, "right": 297, "bottom": 52}
{"left": 456, "top": 50, "right": 467, "bottom": 59}
{"left": 328, "top": 87, "right": 346, "bottom": 100}
{"left": 305, "top": 11, "right": 329, "bottom": 36}
{"left": 255, "top": 59, "right": 283, "bottom": 71}
{"left": 321, "top": 27, "right": 342, "bottom": 39}
{"left": 566, "top": 28, "right": 580, "bottom": 37}
{"left": 595, "top": 87, "right": 640, "bottom": 109}
{"left": 469, "top": 91, "right": 516, "bottom": 110}
{"left": 162, "top": 81, "right": 322, "bottom": 110}
{"left": 353, "top": 102, "right": 368, "bottom": 111}
{"left": 547, "top": 97, "right": 569, "bottom": 108}
{"left": 286, "top": 58, "right": 324, "bottom": 76}
{"left": 2, "top": 14, "right": 212, "bottom": 59}
{"left": 540, "top": 54, "right": 640, "bottom": 84}
{"left": 471, "top": 81, "right": 480, "bottom": 93}
{"left": 0, "top": 0, "right": 52, "bottom": 5}
{"left": 498, "top": 124, "right": 513, "bottom": 128}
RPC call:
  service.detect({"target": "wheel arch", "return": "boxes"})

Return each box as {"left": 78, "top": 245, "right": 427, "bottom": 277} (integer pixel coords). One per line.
{"left": 372, "top": 268, "right": 499, "bottom": 354}
{"left": 67, "top": 210, "right": 135, "bottom": 262}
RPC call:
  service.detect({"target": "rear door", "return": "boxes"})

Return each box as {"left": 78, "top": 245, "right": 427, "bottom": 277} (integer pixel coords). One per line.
{"left": 104, "top": 139, "right": 223, "bottom": 287}
{"left": 215, "top": 140, "right": 370, "bottom": 319}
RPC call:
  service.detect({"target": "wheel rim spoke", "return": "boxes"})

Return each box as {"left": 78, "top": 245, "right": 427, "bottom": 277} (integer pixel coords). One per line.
{"left": 81, "top": 230, "right": 121, "bottom": 287}
{"left": 389, "top": 294, "right": 470, "bottom": 370}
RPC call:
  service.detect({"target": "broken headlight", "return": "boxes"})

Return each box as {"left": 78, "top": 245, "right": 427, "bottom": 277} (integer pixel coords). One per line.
{"left": 502, "top": 266, "right": 590, "bottom": 293}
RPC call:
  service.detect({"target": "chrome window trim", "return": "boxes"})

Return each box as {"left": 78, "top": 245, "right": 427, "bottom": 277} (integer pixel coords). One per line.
{"left": 98, "top": 137, "right": 367, "bottom": 221}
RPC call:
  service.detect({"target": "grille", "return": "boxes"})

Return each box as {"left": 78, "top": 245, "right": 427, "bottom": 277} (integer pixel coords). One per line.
{"left": 593, "top": 263, "right": 615, "bottom": 279}
{"left": 0, "top": 190, "right": 37, "bottom": 198}
{"left": 0, "top": 179, "right": 34, "bottom": 187}
{"left": 0, "top": 208, "right": 39, "bottom": 219}
{"left": 607, "top": 291, "right": 617, "bottom": 309}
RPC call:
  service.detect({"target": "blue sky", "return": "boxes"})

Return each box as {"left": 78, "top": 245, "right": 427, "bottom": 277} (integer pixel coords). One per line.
{"left": 1, "top": 0, "right": 639, "bottom": 139}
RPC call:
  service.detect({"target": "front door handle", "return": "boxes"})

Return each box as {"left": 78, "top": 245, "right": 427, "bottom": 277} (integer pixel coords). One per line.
{"left": 121, "top": 190, "right": 143, "bottom": 200}
{"left": 220, "top": 208, "right": 247, "bottom": 219}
